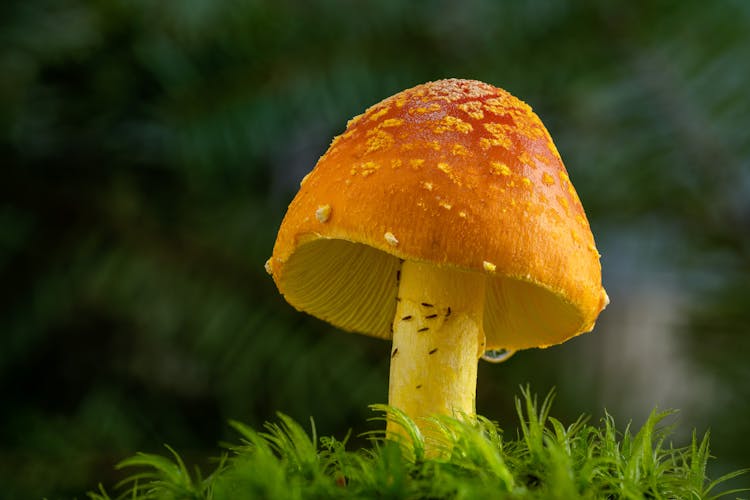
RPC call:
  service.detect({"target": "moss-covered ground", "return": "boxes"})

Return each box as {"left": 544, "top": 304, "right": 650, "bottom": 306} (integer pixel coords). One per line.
{"left": 89, "top": 388, "right": 747, "bottom": 500}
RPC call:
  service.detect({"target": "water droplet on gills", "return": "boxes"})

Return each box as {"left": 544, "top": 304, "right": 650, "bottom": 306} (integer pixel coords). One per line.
{"left": 481, "top": 348, "right": 516, "bottom": 363}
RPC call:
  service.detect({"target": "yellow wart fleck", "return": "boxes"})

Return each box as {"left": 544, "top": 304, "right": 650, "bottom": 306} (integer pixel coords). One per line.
{"left": 410, "top": 103, "right": 441, "bottom": 114}
{"left": 380, "top": 118, "right": 404, "bottom": 128}
{"left": 436, "top": 162, "right": 460, "bottom": 185}
{"left": 532, "top": 152, "right": 548, "bottom": 167}
{"left": 518, "top": 151, "right": 533, "bottom": 167}
{"left": 483, "top": 123, "right": 514, "bottom": 147}
{"left": 489, "top": 161, "right": 511, "bottom": 176}
{"left": 482, "top": 96, "right": 518, "bottom": 115}
{"left": 483, "top": 261, "right": 497, "bottom": 273}
{"left": 264, "top": 258, "right": 273, "bottom": 275}
{"left": 479, "top": 134, "right": 513, "bottom": 150}
{"left": 458, "top": 101, "right": 484, "bottom": 120}
{"left": 433, "top": 115, "right": 473, "bottom": 134}
{"left": 365, "top": 129, "right": 394, "bottom": 154}
{"left": 351, "top": 161, "right": 379, "bottom": 177}
{"left": 315, "top": 204, "right": 331, "bottom": 223}
{"left": 367, "top": 107, "right": 389, "bottom": 122}
{"left": 384, "top": 232, "right": 399, "bottom": 247}
{"left": 409, "top": 158, "right": 425, "bottom": 169}
{"left": 422, "top": 181, "right": 433, "bottom": 191}
{"left": 451, "top": 143, "right": 468, "bottom": 156}
{"left": 542, "top": 172, "right": 555, "bottom": 185}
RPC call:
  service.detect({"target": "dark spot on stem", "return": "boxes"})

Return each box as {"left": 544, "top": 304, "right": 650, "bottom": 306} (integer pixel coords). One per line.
{"left": 445, "top": 307, "right": 452, "bottom": 318}
{"left": 421, "top": 302, "right": 434, "bottom": 307}
{"left": 416, "top": 384, "right": 422, "bottom": 389}
{"left": 417, "top": 327, "right": 429, "bottom": 333}
{"left": 402, "top": 315, "right": 413, "bottom": 321}
{"left": 391, "top": 348, "right": 398, "bottom": 358}
{"left": 425, "top": 314, "right": 438, "bottom": 319}
{"left": 396, "top": 270, "right": 401, "bottom": 282}
{"left": 428, "top": 348, "right": 438, "bottom": 355}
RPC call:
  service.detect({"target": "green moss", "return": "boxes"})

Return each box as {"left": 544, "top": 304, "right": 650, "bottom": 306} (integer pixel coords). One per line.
{"left": 89, "top": 388, "right": 747, "bottom": 500}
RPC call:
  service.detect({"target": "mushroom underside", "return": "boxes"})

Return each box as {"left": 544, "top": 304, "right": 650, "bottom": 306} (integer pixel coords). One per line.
{"left": 278, "top": 238, "right": 584, "bottom": 351}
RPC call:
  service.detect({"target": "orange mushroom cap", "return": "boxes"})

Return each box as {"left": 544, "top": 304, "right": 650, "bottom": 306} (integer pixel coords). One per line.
{"left": 267, "top": 79, "right": 608, "bottom": 351}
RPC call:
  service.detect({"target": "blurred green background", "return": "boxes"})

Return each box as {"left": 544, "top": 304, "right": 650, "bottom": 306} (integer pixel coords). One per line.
{"left": 2, "top": 0, "right": 749, "bottom": 497}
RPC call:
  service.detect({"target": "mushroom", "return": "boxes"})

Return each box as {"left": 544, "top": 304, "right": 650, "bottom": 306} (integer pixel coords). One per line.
{"left": 266, "top": 79, "right": 608, "bottom": 447}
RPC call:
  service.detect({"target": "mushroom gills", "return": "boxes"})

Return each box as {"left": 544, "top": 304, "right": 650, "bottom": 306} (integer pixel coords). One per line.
{"left": 280, "top": 238, "right": 586, "bottom": 350}
{"left": 484, "top": 276, "right": 585, "bottom": 350}
{"left": 279, "top": 238, "right": 399, "bottom": 337}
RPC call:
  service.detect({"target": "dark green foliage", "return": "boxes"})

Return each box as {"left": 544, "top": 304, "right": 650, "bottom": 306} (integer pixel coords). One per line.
{"left": 90, "top": 390, "right": 747, "bottom": 500}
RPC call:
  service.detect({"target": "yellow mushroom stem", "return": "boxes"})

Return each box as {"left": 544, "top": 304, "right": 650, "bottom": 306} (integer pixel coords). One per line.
{"left": 387, "top": 260, "right": 487, "bottom": 450}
